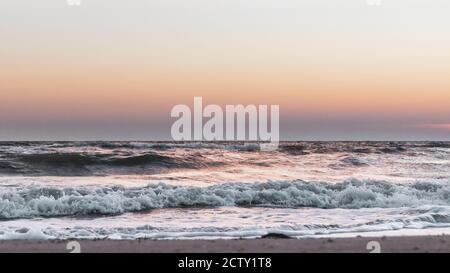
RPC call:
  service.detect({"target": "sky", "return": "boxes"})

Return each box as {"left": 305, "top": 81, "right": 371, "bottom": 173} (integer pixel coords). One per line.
{"left": 1, "top": 0, "right": 449, "bottom": 140}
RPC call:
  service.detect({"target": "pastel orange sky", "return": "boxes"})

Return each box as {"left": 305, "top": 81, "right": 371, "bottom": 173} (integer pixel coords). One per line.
{"left": 1, "top": 0, "right": 449, "bottom": 140}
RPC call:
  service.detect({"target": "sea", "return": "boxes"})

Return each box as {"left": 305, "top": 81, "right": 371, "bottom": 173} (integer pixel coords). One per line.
{"left": 0, "top": 141, "right": 449, "bottom": 240}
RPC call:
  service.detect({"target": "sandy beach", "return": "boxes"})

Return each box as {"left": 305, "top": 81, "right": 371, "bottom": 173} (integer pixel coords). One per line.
{"left": 1, "top": 235, "right": 449, "bottom": 253}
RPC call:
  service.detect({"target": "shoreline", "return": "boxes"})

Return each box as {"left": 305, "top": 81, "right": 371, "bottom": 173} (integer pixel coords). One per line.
{"left": 1, "top": 235, "right": 449, "bottom": 253}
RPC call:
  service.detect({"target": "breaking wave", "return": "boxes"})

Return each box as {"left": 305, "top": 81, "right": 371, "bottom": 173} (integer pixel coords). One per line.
{"left": 1, "top": 179, "right": 450, "bottom": 220}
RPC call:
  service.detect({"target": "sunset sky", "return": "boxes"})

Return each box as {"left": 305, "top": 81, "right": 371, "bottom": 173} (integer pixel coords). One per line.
{"left": 1, "top": 0, "right": 449, "bottom": 140}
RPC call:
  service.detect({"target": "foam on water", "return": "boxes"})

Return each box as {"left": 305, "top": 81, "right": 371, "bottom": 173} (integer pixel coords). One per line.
{"left": 1, "top": 179, "right": 450, "bottom": 220}
{"left": 2, "top": 206, "right": 450, "bottom": 240}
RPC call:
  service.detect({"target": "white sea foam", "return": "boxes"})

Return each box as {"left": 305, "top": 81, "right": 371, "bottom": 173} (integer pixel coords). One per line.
{"left": 1, "top": 206, "right": 450, "bottom": 240}
{"left": 1, "top": 179, "right": 450, "bottom": 219}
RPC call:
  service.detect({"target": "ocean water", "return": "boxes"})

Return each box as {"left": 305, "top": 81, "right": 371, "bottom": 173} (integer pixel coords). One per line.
{"left": 0, "top": 141, "right": 449, "bottom": 240}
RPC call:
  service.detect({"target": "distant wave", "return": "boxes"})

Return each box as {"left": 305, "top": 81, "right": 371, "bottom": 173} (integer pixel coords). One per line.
{"left": 337, "top": 156, "right": 370, "bottom": 167}
{"left": 0, "top": 141, "right": 448, "bottom": 176}
{"left": 1, "top": 179, "right": 450, "bottom": 220}
{"left": 2, "top": 140, "right": 447, "bottom": 153}
{"left": 0, "top": 141, "right": 263, "bottom": 151}
{"left": 0, "top": 152, "right": 222, "bottom": 176}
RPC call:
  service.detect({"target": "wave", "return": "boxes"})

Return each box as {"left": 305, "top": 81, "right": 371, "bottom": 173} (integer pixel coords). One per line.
{"left": 0, "top": 152, "right": 222, "bottom": 176}
{"left": 1, "top": 179, "right": 450, "bottom": 220}
{"left": 0, "top": 141, "right": 448, "bottom": 177}
{"left": 2, "top": 141, "right": 448, "bottom": 152}
{"left": 421, "top": 142, "right": 450, "bottom": 149}
{"left": 0, "top": 141, "right": 264, "bottom": 151}
{"left": 338, "top": 156, "right": 370, "bottom": 167}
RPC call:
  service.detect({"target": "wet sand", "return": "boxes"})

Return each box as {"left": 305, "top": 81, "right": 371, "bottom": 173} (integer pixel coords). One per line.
{"left": 1, "top": 235, "right": 450, "bottom": 253}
